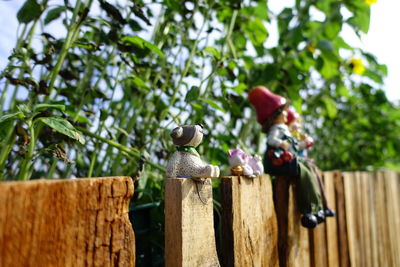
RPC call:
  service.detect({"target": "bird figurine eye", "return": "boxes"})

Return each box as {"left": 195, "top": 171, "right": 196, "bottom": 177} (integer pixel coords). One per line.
{"left": 197, "top": 123, "right": 204, "bottom": 134}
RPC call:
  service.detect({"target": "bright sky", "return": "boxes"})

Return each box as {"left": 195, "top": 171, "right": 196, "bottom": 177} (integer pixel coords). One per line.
{"left": 0, "top": 1, "right": 399, "bottom": 101}
{"left": 362, "top": 0, "right": 400, "bottom": 101}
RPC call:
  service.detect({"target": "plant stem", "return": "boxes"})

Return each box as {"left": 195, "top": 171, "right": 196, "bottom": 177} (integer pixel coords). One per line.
{"left": 77, "top": 126, "right": 165, "bottom": 172}
{"left": 18, "top": 121, "right": 35, "bottom": 180}
{"left": 0, "top": 131, "right": 16, "bottom": 181}
{"left": 45, "top": 0, "right": 93, "bottom": 100}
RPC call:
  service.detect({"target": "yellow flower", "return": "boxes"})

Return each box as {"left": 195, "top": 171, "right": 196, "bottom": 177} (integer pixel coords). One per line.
{"left": 306, "top": 44, "right": 316, "bottom": 54}
{"left": 364, "top": 0, "right": 377, "bottom": 5}
{"left": 349, "top": 58, "right": 366, "bottom": 75}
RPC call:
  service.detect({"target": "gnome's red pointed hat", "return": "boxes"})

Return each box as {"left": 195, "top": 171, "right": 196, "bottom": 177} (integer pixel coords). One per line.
{"left": 286, "top": 106, "right": 300, "bottom": 125}
{"left": 248, "top": 86, "right": 287, "bottom": 124}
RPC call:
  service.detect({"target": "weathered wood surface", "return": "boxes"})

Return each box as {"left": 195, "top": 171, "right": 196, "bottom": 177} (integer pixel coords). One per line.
{"left": 165, "top": 178, "right": 220, "bottom": 267}
{"left": 273, "top": 176, "right": 311, "bottom": 267}
{"left": 0, "top": 177, "right": 135, "bottom": 267}
{"left": 342, "top": 171, "right": 400, "bottom": 267}
{"left": 310, "top": 176, "right": 328, "bottom": 267}
{"left": 333, "top": 171, "right": 350, "bottom": 267}
{"left": 221, "top": 175, "right": 279, "bottom": 267}
{"left": 323, "top": 172, "right": 340, "bottom": 267}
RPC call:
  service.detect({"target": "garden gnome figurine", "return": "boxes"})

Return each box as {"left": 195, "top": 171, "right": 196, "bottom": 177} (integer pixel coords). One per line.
{"left": 286, "top": 107, "right": 335, "bottom": 218}
{"left": 248, "top": 86, "right": 325, "bottom": 228}
{"left": 166, "top": 124, "right": 220, "bottom": 178}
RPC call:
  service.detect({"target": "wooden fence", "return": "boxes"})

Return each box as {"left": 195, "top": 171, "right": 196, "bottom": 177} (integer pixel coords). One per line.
{"left": 166, "top": 171, "right": 400, "bottom": 267}
{"left": 0, "top": 171, "right": 399, "bottom": 266}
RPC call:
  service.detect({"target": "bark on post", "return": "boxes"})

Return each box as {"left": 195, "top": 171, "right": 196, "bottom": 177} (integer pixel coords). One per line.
{"left": 0, "top": 177, "right": 135, "bottom": 267}
{"left": 164, "top": 178, "right": 220, "bottom": 267}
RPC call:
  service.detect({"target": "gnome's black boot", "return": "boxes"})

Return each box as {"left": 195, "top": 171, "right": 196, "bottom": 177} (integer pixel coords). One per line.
{"left": 315, "top": 210, "right": 326, "bottom": 224}
{"left": 324, "top": 208, "right": 335, "bottom": 217}
{"left": 301, "top": 214, "right": 318, "bottom": 229}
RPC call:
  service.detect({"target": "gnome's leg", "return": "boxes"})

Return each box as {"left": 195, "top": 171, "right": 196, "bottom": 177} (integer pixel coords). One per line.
{"left": 295, "top": 161, "right": 323, "bottom": 215}
{"left": 310, "top": 163, "right": 329, "bottom": 209}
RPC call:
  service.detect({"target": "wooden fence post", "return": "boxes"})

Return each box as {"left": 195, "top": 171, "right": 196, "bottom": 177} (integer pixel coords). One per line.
{"left": 323, "top": 171, "right": 340, "bottom": 267}
{"left": 274, "top": 175, "right": 311, "bottom": 267}
{"left": 0, "top": 177, "right": 135, "bottom": 267}
{"left": 164, "top": 178, "right": 220, "bottom": 267}
{"left": 383, "top": 171, "right": 400, "bottom": 267}
{"left": 220, "top": 175, "right": 279, "bottom": 267}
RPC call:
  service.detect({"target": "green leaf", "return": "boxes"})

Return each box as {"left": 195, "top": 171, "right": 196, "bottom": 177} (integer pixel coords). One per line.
{"left": 38, "top": 117, "right": 85, "bottom": 144}
{"left": 319, "top": 56, "right": 338, "bottom": 79}
{"left": 347, "top": 4, "right": 370, "bottom": 33}
{"left": 254, "top": 2, "right": 268, "bottom": 20}
{"left": 0, "top": 112, "right": 23, "bottom": 124}
{"left": 121, "top": 36, "right": 165, "bottom": 58}
{"left": 17, "top": 104, "right": 31, "bottom": 114}
{"left": 203, "top": 46, "right": 221, "bottom": 60}
{"left": 44, "top": 6, "right": 66, "bottom": 25}
{"left": 246, "top": 18, "right": 268, "bottom": 47}
{"left": 17, "top": 0, "right": 42, "bottom": 23}
{"left": 190, "top": 102, "right": 203, "bottom": 113}
{"left": 129, "top": 76, "right": 148, "bottom": 90}
{"left": 337, "top": 85, "right": 350, "bottom": 98}
{"left": 321, "top": 96, "right": 337, "bottom": 119}
{"left": 317, "top": 40, "right": 334, "bottom": 52}
{"left": 232, "top": 83, "right": 247, "bottom": 94}
{"left": 33, "top": 104, "right": 66, "bottom": 112}
{"left": 185, "top": 86, "right": 200, "bottom": 102}
{"left": 324, "top": 22, "right": 341, "bottom": 39}
{"left": 364, "top": 69, "right": 383, "bottom": 84}
{"left": 287, "top": 87, "right": 302, "bottom": 111}
{"left": 0, "top": 120, "right": 14, "bottom": 140}
{"left": 315, "top": 0, "right": 334, "bottom": 13}
{"left": 201, "top": 98, "right": 226, "bottom": 113}
{"left": 333, "top": 37, "right": 353, "bottom": 50}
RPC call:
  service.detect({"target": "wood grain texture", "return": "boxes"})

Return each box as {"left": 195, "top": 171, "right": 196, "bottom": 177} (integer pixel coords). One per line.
{"left": 366, "top": 172, "right": 379, "bottom": 267}
{"left": 359, "top": 172, "right": 372, "bottom": 267}
{"left": 0, "top": 177, "right": 135, "bottom": 267}
{"left": 285, "top": 181, "right": 310, "bottom": 267}
{"left": 374, "top": 171, "right": 391, "bottom": 267}
{"left": 384, "top": 171, "right": 400, "bottom": 267}
{"left": 220, "top": 175, "right": 279, "bottom": 267}
{"left": 333, "top": 171, "right": 350, "bottom": 267}
{"left": 310, "top": 174, "right": 328, "bottom": 267}
{"left": 165, "top": 178, "right": 220, "bottom": 267}
{"left": 273, "top": 176, "right": 311, "bottom": 267}
{"left": 343, "top": 172, "right": 360, "bottom": 267}
{"left": 322, "top": 172, "right": 339, "bottom": 267}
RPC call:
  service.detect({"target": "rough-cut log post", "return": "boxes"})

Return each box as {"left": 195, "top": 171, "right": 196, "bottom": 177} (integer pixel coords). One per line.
{"left": 165, "top": 178, "right": 220, "bottom": 267}
{"left": 0, "top": 177, "right": 135, "bottom": 267}
{"left": 220, "top": 175, "right": 279, "bottom": 267}
{"left": 273, "top": 176, "right": 311, "bottom": 267}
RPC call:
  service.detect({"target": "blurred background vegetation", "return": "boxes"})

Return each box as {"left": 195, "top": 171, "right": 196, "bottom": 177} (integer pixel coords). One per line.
{"left": 1, "top": 0, "right": 399, "bottom": 265}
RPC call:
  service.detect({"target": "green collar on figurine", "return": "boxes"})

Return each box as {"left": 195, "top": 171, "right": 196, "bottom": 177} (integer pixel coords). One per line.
{"left": 176, "top": 146, "right": 200, "bottom": 157}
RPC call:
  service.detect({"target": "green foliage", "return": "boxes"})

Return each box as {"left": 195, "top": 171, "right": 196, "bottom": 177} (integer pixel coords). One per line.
{"left": 1, "top": 0, "right": 399, "bottom": 264}
{"left": 38, "top": 117, "right": 85, "bottom": 145}
{"left": 17, "top": 0, "right": 42, "bottom": 23}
